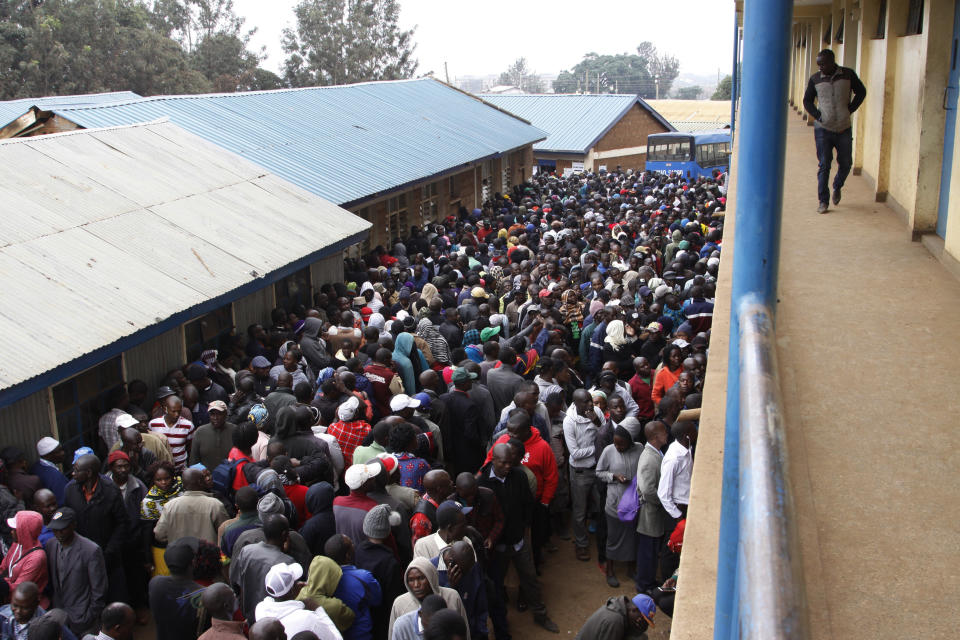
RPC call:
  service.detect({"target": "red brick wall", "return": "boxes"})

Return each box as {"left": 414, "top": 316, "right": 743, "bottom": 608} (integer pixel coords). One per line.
{"left": 596, "top": 152, "right": 647, "bottom": 173}
{"left": 593, "top": 104, "right": 671, "bottom": 153}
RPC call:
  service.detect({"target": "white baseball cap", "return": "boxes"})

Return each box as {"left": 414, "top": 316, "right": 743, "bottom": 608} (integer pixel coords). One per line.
{"left": 389, "top": 394, "right": 421, "bottom": 412}
{"left": 264, "top": 562, "right": 303, "bottom": 598}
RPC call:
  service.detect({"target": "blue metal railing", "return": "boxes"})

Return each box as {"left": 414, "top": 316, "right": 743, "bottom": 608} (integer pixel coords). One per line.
{"left": 713, "top": 0, "right": 806, "bottom": 638}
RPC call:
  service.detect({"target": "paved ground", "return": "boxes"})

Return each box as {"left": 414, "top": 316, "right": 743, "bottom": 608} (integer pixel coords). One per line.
{"left": 774, "top": 114, "right": 960, "bottom": 639}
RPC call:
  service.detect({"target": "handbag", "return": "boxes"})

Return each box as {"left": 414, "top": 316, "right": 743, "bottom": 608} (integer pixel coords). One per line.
{"left": 616, "top": 475, "right": 640, "bottom": 523}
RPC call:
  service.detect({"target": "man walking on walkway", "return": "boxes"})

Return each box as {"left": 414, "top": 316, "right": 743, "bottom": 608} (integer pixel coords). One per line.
{"left": 802, "top": 48, "right": 866, "bottom": 214}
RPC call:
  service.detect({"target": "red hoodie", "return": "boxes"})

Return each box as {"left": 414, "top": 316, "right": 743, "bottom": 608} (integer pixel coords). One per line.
{"left": 1, "top": 510, "right": 49, "bottom": 608}
{"left": 483, "top": 430, "right": 559, "bottom": 504}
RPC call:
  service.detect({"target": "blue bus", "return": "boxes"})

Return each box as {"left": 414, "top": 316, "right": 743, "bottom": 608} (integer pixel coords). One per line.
{"left": 645, "top": 130, "right": 732, "bottom": 179}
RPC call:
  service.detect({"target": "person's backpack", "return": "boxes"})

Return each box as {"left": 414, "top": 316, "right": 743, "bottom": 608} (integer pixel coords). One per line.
{"left": 212, "top": 458, "right": 247, "bottom": 498}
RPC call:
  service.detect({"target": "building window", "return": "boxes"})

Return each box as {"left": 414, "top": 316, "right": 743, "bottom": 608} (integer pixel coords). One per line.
{"left": 905, "top": 0, "right": 923, "bottom": 35}
{"left": 184, "top": 303, "right": 234, "bottom": 361}
{"left": 874, "top": 0, "right": 887, "bottom": 39}
{"left": 53, "top": 356, "right": 124, "bottom": 456}
{"left": 388, "top": 194, "right": 408, "bottom": 242}
{"left": 502, "top": 165, "right": 511, "bottom": 193}
{"left": 448, "top": 175, "right": 458, "bottom": 198}
{"left": 419, "top": 185, "right": 438, "bottom": 225}
{"left": 823, "top": 19, "right": 832, "bottom": 43}
{"left": 274, "top": 266, "right": 311, "bottom": 313}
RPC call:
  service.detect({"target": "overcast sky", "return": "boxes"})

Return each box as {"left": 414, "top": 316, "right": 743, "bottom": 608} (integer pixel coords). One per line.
{"left": 232, "top": 0, "right": 735, "bottom": 82}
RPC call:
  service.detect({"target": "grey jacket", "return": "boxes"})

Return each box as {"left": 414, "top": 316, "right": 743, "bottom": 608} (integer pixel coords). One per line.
{"left": 635, "top": 444, "right": 668, "bottom": 537}
{"left": 45, "top": 533, "right": 107, "bottom": 635}
{"left": 802, "top": 65, "right": 866, "bottom": 133}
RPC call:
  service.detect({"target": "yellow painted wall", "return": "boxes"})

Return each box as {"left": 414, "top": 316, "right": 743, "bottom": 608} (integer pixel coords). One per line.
{"left": 886, "top": 35, "right": 925, "bottom": 215}
{"left": 945, "top": 122, "right": 960, "bottom": 260}
{"left": 859, "top": 38, "right": 888, "bottom": 189}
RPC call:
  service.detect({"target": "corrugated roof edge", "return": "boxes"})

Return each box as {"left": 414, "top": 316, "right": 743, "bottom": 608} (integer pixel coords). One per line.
{"left": 482, "top": 93, "right": 675, "bottom": 154}
{"left": 0, "top": 117, "right": 174, "bottom": 145}
{"left": 0, "top": 230, "right": 366, "bottom": 409}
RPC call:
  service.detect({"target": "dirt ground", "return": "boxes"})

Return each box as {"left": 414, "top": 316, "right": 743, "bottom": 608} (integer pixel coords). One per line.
{"left": 504, "top": 535, "right": 672, "bottom": 639}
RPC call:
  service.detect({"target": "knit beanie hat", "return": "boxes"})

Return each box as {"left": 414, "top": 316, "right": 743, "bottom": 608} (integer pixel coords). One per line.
{"left": 362, "top": 504, "right": 401, "bottom": 539}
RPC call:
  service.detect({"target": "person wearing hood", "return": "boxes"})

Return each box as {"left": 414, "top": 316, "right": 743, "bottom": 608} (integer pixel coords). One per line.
{"left": 300, "top": 482, "right": 336, "bottom": 556}
{"left": 300, "top": 317, "right": 334, "bottom": 374}
{"left": 296, "top": 556, "right": 357, "bottom": 633}
{"left": 392, "top": 333, "right": 427, "bottom": 396}
{"left": 324, "top": 534, "right": 382, "bottom": 640}
{"left": 254, "top": 562, "right": 343, "bottom": 640}
{"left": 0, "top": 511, "right": 49, "bottom": 609}
{"left": 232, "top": 488, "right": 311, "bottom": 573}
{"left": 574, "top": 593, "right": 655, "bottom": 640}
{"left": 387, "top": 558, "right": 468, "bottom": 640}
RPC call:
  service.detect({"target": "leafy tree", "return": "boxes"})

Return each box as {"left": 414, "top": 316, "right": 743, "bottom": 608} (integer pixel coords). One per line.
{"left": 552, "top": 42, "right": 680, "bottom": 99}
{"left": 712, "top": 75, "right": 732, "bottom": 100}
{"left": 675, "top": 85, "right": 703, "bottom": 100}
{"left": 282, "top": 0, "right": 417, "bottom": 88}
{"left": 497, "top": 57, "right": 544, "bottom": 93}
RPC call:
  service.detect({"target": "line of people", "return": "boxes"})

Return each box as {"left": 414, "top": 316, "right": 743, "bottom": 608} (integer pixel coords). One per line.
{"left": 0, "top": 166, "right": 722, "bottom": 640}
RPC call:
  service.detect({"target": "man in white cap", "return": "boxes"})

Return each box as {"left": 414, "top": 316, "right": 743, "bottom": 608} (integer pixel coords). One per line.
{"left": 29, "top": 437, "right": 68, "bottom": 504}
{"left": 254, "top": 562, "right": 342, "bottom": 640}
{"left": 388, "top": 394, "right": 421, "bottom": 420}
{"left": 332, "top": 463, "right": 381, "bottom": 545}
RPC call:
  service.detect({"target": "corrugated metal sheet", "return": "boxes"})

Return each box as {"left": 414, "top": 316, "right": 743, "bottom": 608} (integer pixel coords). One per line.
{"left": 45, "top": 78, "right": 547, "bottom": 206}
{"left": 0, "top": 120, "right": 370, "bottom": 392}
{"left": 123, "top": 326, "right": 186, "bottom": 390}
{"left": 0, "top": 91, "right": 141, "bottom": 132}
{"left": 481, "top": 94, "right": 675, "bottom": 154}
{"left": 0, "top": 389, "right": 53, "bottom": 463}
{"left": 233, "top": 287, "right": 276, "bottom": 339}
{"left": 672, "top": 120, "right": 732, "bottom": 132}
{"left": 310, "top": 255, "right": 344, "bottom": 291}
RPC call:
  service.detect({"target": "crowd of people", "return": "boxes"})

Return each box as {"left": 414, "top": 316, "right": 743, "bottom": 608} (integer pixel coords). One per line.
{"left": 0, "top": 166, "right": 723, "bottom": 640}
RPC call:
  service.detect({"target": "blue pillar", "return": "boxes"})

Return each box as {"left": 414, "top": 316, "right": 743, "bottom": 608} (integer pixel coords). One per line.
{"left": 714, "top": 0, "right": 794, "bottom": 638}
{"left": 730, "top": 11, "right": 740, "bottom": 138}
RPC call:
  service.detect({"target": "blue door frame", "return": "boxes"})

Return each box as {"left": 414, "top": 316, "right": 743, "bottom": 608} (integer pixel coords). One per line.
{"left": 937, "top": 0, "right": 960, "bottom": 238}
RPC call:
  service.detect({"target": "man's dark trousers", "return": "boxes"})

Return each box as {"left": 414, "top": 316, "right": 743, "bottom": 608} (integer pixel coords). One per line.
{"left": 815, "top": 126, "right": 852, "bottom": 204}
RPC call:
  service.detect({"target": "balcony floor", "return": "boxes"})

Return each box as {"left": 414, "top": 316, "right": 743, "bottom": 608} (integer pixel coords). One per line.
{"left": 774, "top": 114, "right": 960, "bottom": 639}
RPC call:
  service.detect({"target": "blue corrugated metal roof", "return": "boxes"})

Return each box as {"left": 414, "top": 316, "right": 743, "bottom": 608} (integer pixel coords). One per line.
{"left": 481, "top": 94, "right": 674, "bottom": 154}
{"left": 0, "top": 91, "right": 141, "bottom": 130}
{"left": 43, "top": 79, "right": 545, "bottom": 206}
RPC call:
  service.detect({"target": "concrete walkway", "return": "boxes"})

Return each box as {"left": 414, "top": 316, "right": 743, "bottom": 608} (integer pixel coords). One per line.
{"left": 776, "top": 114, "right": 960, "bottom": 639}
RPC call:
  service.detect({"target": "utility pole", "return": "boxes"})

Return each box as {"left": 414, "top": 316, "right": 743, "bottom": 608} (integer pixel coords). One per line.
{"left": 596, "top": 72, "right": 600, "bottom": 93}
{"left": 444, "top": 61, "right": 450, "bottom": 84}
{"left": 655, "top": 74, "right": 660, "bottom": 100}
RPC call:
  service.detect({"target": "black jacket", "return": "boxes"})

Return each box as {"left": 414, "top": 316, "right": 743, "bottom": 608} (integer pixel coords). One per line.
{"left": 477, "top": 464, "right": 533, "bottom": 546}
{"left": 63, "top": 475, "right": 129, "bottom": 563}
{"left": 439, "top": 389, "right": 485, "bottom": 476}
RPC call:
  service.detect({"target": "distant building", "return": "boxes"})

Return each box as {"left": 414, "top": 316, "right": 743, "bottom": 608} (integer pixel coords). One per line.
{"left": 482, "top": 94, "right": 674, "bottom": 174}
{"left": 483, "top": 85, "right": 525, "bottom": 95}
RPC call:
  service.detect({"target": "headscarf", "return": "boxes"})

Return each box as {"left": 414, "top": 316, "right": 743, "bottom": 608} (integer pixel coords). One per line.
{"left": 247, "top": 403, "right": 268, "bottom": 428}
{"left": 560, "top": 289, "right": 584, "bottom": 325}
{"left": 420, "top": 283, "right": 438, "bottom": 304}
{"left": 416, "top": 318, "right": 452, "bottom": 365}
{"left": 298, "top": 556, "right": 357, "bottom": 631}
{"left": 141, "top": 476, "right": 183, "bottom": 520}
{"left": 604, "top": 319, "right": 633, "bottom": 348}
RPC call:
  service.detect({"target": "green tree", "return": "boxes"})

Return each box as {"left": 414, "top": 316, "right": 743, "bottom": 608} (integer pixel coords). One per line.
{"left": 675, "top": 85, "right": 702, "bottom": 100}
{"left": 712, "top": 75, "right": 732, "bottom": 100}
{"left": 282, "top": 0, "right": 417, "bottom": 88}
{"left": 497, "top": 57, "right": 544, "bottom": 93}
{"left": 552, "top": 42, "right": 679, "bottom": 98}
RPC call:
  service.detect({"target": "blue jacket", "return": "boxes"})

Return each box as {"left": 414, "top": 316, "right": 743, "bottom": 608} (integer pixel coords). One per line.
{"left": 432, "top": 558, "right": 489, "bottom": 637}
{"left": 334, "top": 565, "right": 382, "bottom": 640}
{"left": 29, "top": 460, "right": 68, "bottom": 505}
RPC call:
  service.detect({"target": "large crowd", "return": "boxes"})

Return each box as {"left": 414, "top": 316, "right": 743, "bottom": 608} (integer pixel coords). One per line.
{"left": 0, "top": 166, "right": 723, "bottom": 640}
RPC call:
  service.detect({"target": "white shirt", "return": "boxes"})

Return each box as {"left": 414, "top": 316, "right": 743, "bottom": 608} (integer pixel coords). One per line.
{"left": 255, "top": 598, "right": 342, "bottom": 640}
{"left": 657, "top": 439, "right": 693, "bottom": 518}
{"left": 562, "top": 404, "right": 604, "bottom": 468}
